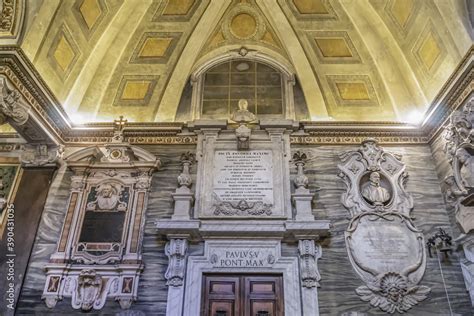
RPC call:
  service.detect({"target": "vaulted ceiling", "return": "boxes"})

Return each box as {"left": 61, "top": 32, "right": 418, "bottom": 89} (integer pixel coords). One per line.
{"left": 12, "top": 0, "right": 474, "bottom": 123}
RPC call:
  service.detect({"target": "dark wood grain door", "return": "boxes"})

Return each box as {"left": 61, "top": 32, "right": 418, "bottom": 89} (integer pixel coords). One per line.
{"left": 202, "top": 274, "right": 283, "bottom": 316}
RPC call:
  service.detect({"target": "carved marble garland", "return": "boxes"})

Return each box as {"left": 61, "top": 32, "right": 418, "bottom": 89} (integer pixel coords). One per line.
{"left": 42, "top": 131, "right": 160, "bottom": 311}
{"left": 338, "top": 139, "right": 430, "bottom": 313}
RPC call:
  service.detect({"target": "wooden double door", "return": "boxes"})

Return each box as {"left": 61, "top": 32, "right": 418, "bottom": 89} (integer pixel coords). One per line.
{"left": 201, "top": 274, "right": 284, "bottom": 316}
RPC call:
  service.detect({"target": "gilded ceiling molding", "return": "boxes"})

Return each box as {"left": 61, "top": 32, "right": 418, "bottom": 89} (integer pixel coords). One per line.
{"left": 0, "top": 0, "right": 25, "bottom": 45}
{"left": 0, "top": 46, "right": 472, "bottom": 146}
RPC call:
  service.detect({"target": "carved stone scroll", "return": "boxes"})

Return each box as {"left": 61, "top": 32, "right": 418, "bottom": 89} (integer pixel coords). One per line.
{"left": 42, "top": 140, "right": 160, "bottom": 310}
{"left": 165, "top": 239, "right": 188, "bottom": 287}
{"left": 338, "top": 139, "right": 430, "bottom": 313}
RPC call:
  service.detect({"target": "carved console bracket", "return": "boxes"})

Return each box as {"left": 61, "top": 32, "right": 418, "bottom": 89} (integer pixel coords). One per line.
{"left": 20, "top": 144, "right": 63, "bottom": 167}
{"left": 298, "top": 239, "right": 321, "bottom": 288}
{"left": 42, "top": 139, "right": 160, "bottom": 310}
{"left": 0, "top": 75, "right": 54, "bottom": 144}
{"left": 165, "top": 238, "right": 189, "bottom": 286}
{"left": 338, "top": 139, "right": 430, "bottom": 313}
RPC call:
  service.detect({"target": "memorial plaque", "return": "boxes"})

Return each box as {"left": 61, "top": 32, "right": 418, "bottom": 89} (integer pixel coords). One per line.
{"left": 195, "top": 129, "right": 291, "bottom": 218}
{"left": 346, "top": 214, "right": 421, "bottom": 274}
{"left": 211, "top": 150, "right": 274, "bottom": 215}
{"left": 213, "top": 150, "right": 273, "bottom": 203}
{"left": 210, "top": 248, "right": 276, "bottom": 268}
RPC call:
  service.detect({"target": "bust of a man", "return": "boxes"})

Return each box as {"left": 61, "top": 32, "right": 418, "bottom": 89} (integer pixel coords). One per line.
{"left": 456, "top": 148, "right": 474, "bottom": 188}
{"left": 362, "top": 172, "right": 391, "bottom": 206}
{"left": 231, "top": 99, "right": 256, "bottom": 123}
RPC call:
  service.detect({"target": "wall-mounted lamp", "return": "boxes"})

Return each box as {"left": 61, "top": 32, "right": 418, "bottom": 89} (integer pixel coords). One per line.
{"left": 427, "top": 227, "right": 453, "bottom": 258}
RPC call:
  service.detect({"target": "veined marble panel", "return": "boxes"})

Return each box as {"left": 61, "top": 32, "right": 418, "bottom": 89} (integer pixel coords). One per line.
{"left": 15, "top": 143, "right": 473, "bottom": 315}
{"left": 292, "top": 144, "right": 472, "bottom": 315}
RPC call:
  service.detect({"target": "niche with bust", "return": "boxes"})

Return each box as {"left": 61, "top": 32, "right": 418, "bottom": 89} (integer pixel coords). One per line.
{"left": 42, "top": 143, "right": 160, "bottom": 311}
{"left": 338, "top": 139, "right": 429, "bottom": 313}
{"left": 359, "top": 171, "right": 393, "bottom": 207}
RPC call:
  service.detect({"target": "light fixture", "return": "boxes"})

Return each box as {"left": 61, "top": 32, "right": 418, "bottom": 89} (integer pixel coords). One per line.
{"left": 427, "top": 227, "right": 453, "bottom": 258}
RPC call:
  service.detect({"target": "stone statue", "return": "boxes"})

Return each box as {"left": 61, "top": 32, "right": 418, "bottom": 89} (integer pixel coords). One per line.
{"left": 231, "top": 99, "right": 256, "bottom": 123}
{"left": 87, "top": 182, "right": 127, "bottom": 211}
{"left": 361, "top": 172, "right": 391, "bottom": 206}
{"left": 456, "top": 148, "right": 474, "bottom": 188}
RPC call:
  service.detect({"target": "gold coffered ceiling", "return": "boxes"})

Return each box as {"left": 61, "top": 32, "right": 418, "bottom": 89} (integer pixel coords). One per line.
{"left": 7, "top": 0, "right": 473, "bottom": 123}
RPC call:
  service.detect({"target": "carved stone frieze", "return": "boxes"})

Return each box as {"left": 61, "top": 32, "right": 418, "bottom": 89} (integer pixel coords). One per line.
{"left": 338, "top": 139, "right": 430, "bottom": 313}
{"left": 298, "top": 239, "right": 321, "bottom": 288}
{"left": 443, "top": 97, "right": 474, "bottom": 233}
{"left": 165, "top": 239, "right": 188, "bottom": 287}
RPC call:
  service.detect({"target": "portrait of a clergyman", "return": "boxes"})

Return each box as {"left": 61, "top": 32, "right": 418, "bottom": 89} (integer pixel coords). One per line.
{"left": 361, "top": 171, "right": 391, "bottom": 206}
{"left": 86, "top": 182, "right": 127, "bottom": 211}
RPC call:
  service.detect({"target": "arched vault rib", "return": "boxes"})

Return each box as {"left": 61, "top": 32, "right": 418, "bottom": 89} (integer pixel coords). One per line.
{"left": 340, "top": 0, "right": 428, "bottom": 119}
{"left": 154, "top": 0, "right": 231, "bottom": 122}
{"left": 256, "top": 0, "right": 329, "bottom": 120}
{"left": 21, "top": 0, "right": 61, "bottom": 61}
{"left": 65, "top": 0, "right": 153, "bottom": 117}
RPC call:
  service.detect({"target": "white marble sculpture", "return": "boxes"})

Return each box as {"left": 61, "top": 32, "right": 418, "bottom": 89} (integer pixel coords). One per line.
{"left": 338, "top": 139, "right": 430, "bottom": 313}
{"left": 444, "top": 98, "right": 474, "bottom": 234}
{"left": 443, "top": 96, "right": 474, "bottom": 306}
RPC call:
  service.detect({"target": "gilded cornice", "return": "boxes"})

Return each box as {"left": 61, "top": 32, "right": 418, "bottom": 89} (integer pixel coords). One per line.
{"left": 0, "top": 46, "right": 472, "bottom": 146}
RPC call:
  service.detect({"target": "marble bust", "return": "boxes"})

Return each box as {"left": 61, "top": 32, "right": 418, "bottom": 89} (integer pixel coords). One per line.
{"left": 456, "top": 148, "right": 474, "bottom": 188}
{"left": 361, "top": 172, "right": 391, "bottom": 206}
{"left": 87, "top": 182, "right": 126, "bottom": 211}
{"left": 231, "top": 99, "right": 256, "bottom": 123}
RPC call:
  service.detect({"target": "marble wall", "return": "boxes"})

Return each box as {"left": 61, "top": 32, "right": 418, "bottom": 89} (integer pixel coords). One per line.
{"left": 293, "top": 144, "right": 472, "bottom": 315}
{"left": 15, "top": 143, "right": 473, "bottom": 315}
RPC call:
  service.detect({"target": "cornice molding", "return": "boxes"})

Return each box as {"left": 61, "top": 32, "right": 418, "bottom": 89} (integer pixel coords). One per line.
{"left": 0, "top": 46, "right": 472, "bottom": 146}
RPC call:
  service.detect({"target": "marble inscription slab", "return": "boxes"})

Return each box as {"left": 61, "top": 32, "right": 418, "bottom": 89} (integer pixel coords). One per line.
{"left": 210, "top": 247, "right": 276, "bottom": 268}
{"left": 213, "top": 150, "right": 273, "bottom": 205}
{"left": 347, "top": 214, "right": 421, "bottom": 274}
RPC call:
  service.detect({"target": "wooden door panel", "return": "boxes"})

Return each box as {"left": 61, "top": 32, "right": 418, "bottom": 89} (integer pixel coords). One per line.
{"left": 210, "top": 300, "right": 235, "bottom": 316}
{"left": 202, "top": 274, "right": 283, "bottom": 316}
{"left": 250, "top": 300, "right": 276, "bottom": 316}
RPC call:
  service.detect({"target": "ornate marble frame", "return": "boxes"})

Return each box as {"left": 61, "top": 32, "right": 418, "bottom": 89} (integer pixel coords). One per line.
{"left": 42, "top": 141, "right": 160, "bottom": 311}
{"left": 174, "top": 240, "right": 307, "bottom": 316}
{"left": 194, "top": 124, "right": 292, "bottom": 219}
{"left": 338, "top": 139, "right": 430, "bottom": 313}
